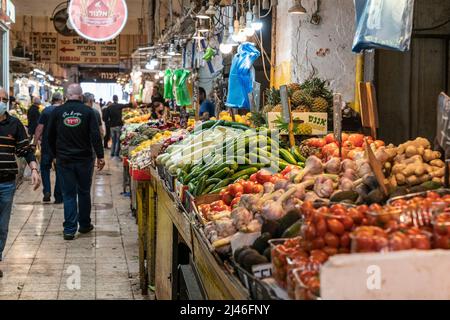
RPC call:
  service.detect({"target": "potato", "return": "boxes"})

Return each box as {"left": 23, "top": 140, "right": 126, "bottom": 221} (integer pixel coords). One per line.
{"left": 403, "top": 155, "right": 423, "bottom": 165}
{"left": 414, "top": 165, "right": 426, "bottom": 177}
{"left": 396, "top": 173, "right": 406, "bottom": 185}
{"left": 430, "top": 159, "right": 445, "bottom": 168}
{"left": 406, "top": 175, "right": 420, "bottom": 186}
{"left": 419, "top": 174, "right": 431, "bottom": 184}
{"left": 431, "top": 167, "right": 445, "bottom": 178}
{"left": 392, "top": 163, "right": 406, "bottom": 175}
{"left": 403, "top": 164, "right": 417, "bottom": 177}
{"left": 389, "top": 176, "right": 398, "bottom": 188}
{"left": 405, "top": 145, "right": 417, "bottom": 158}
{"left": 417, "top": 146, "right": 425, "bottom": 156}
{"left": 432, "top": 177, "right": 442, "bottom": 184}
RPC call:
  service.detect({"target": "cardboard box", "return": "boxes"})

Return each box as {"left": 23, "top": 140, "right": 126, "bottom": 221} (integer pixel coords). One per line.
{"left": 267, "top": 112, "right": 328, "bottom": 135}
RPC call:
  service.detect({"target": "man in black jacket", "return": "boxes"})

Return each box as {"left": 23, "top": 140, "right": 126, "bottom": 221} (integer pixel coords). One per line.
{"left": 27, "top": 97, "right": 41, "bottom": 140}
{"left": 103, "top": 95, "right": 130, "bottom": 159}
{"left": 0, "top": 87, "right": 41, "bottom": 276}
{"left": 47, "top": 84, "right": 105, "bottom": 240}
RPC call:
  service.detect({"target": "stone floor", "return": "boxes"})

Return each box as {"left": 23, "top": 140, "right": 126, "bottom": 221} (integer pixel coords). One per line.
{"left": 0, "top": 157, "right": 148, "bottom": 300}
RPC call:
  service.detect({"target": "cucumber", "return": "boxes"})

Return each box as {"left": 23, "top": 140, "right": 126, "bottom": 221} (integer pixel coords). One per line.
{"left": 279, "top": 148, "right": 298, "bottom": 165}
{"left": 230, "top": 167, "right": 259, "bottom": 181}
{"left": 188, "top": 182, "right": 196, "bottom": 194}
{"left": 205, "top": 178, "right": 221, "bottom": 186}
{"left": 210, "top": 187, "right": 226, "bottom": 194}
{"left": 195, "top": 176, "right": 207, "bottom": 196}
{"left": 184, "top": 167, "right": 203, "bottom": 184}
{"left": 291, "top": 146, "right": 306, "bottom": 163}
{"left": 201, "top": 184, "right": 215, "bottom": 196}
{"left": 278, "top": 160, "right": 291, "bottom": 170}
{"left": 213, "top": 178, "right": 233, "bottom": 190}
{"left": 234, "top": 175, "right": 249, "bottom": 183}
{"left": 210, "top": 167, "right": 231, "bottom": 179}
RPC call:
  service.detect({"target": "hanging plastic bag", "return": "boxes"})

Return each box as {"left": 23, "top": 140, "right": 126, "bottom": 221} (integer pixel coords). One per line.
{"left": 352, "top": 0, "right": 415, "bottom": 53}
{"left": 226, "top": 43, "right": 261, "bottom": 109}
{"left": 174, "top": 69, "right": 192, "bottom": 107}
{"left": 164, "top": 69, "right": 174, "bottom": 100}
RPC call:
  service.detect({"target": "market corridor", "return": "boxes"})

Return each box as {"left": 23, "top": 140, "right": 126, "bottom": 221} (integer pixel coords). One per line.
{"left": 0, "top": 159, "right": 147, "bottom": 300}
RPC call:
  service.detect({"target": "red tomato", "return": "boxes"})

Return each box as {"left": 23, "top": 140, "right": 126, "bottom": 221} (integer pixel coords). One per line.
{"left": 221, "top": 192, "right": 234, "bottom": 206}
{"left": 324, "top": 232, "right": 340, "bottom": 248}
{"left": 347, "top": 134, "right": 365, "bottom": 148}
{"left": 210, "top": 200, "right": 228, "bottom": 212}
{"left": 256, "top": 169, "right": 273, "bottom": 184}
{"left": 341, "top": 216, "right": 354, "bottom": 231}
{"left": 252, "top": 184, "right": 264, "bottom": 194}
{"left": 241, "top": 181, "right": 255, "bottom": 194}
{"left": 327, "top": 219, "right": 345, "bottom": 235}
{"left": 303, "top": 224, "right": 317, "bottom": 241}
{"left": 311, "top": 237, "right": 325, "bottom": 250}
{"left": 249, "top": 173, "right": 258, "bottom": 182}
{"left": 325, "top": 133, "right": 336, "bottom": 144}
{"left": 323, "top": 246, "right": 338, "bottom": 256}
{"left": 316, "top": 138, "right": 327, "bottom": 148}
{"left": 229, "top": 183, "right": 244, "bottom": 197}
{"left": 315, "top": 218, "right": 328, "bottom": 237}
{"left": 340, "top": 233, "right": 351, "bottom": 248}
{"left": 322, "top": 143, "right": 339, "bottom": 156}
{"left": 230, "top": 197, "right": 241, "bottom": 208}
{"left": 281, "top": 165, "right": 294, "bottom": 176}
{"left": 310, "top": 250, "right": 329, "bottom": 264}
{"left": 341, "top": 132, "right": 349, "bottom": 142}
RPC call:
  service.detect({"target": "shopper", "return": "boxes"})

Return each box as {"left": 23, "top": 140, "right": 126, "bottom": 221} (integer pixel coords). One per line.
{"left": 47, "top": 84, "right": 105, "bottom": 240}
{"left": 102, "top": 102, "right": 111, "bottom": 149}
{"left": 151, "top": 102, "right": 164, "bottom": 120}
{"left": 33, "top": 92, "right": 63, "bottom": 204}
{"left": 27, "top": 97, "right": 41, "bottom": 140}
{"left": 103, "top": 95, "right": 130, "bottom": 160}
{"left": 199, "top": 87, "right": 215, "bottom": 120}
{"left": 0, "top": 87, "right": 41, "bottom": 276}
{"left": 151, "top": 85, "right": 164, "bottom": 106}
{"left": 99, "top": 98, "right": 105, "bottom": 108}
{"left": 83, "top": 92, "right": 104, "bottom": 138}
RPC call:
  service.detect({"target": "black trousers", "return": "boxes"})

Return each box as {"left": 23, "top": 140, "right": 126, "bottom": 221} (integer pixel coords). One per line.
{"left": 104, "top": 124, "right": 111, "bottom": 148}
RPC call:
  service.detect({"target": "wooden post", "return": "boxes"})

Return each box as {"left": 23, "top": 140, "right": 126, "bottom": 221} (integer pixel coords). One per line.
{"left": 354, "top": 53, "right": 364, "bottom": 113}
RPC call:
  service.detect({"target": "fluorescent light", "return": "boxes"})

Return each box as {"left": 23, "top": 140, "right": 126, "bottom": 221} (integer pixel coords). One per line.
{"left": 219, "top": 43, "right": 233, "bottom": 54}
{"left": 196, "top": 6, "right": 210, "bottom": 19}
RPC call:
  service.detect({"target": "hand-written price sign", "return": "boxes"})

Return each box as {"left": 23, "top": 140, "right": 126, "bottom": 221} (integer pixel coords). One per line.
{"left": 57, "top": 35, "right": 119, "bottom": 64}
{"left": 32, "top": 33, "right": 58, "bottom": 63}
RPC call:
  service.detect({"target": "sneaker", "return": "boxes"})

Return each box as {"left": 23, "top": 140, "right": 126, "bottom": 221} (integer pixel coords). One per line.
{"left": 78, "top": 224, "right": 94, "bottom": 234}
{"left": 43, "top": 193, "right": 51, "bottom": 202}
{"left": 63, "top": 234, "right": 75, "bottom": 240}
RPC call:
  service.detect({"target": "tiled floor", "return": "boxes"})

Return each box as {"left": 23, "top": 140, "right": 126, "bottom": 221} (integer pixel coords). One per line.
{"left": 0, "top": 158, "right": 148, "bottom": 300}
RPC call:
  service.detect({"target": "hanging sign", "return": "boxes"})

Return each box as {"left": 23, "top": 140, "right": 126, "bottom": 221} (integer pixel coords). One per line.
{"left": 57, "top": 35, "right": 119, "bottom": 64}
{"left": 68, "top": 0, "right": 128, "bottom": 42}
{"left": 32, "top": 33, "right": 58, "bottom": 63}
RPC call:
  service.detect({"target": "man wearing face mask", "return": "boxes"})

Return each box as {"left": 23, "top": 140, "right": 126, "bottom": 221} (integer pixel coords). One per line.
{"left": 0, "top": 87, "right": 41, "bottom": 277}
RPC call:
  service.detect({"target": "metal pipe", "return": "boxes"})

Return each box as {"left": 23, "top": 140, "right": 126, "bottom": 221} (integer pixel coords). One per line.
{"left": 354, "top": 53, "right": 364, "bottom": 113}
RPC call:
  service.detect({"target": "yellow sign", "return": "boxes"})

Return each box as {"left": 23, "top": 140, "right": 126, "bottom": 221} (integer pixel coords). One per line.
{"left": 57, "top": 35, "right": 119, "bottom": 64}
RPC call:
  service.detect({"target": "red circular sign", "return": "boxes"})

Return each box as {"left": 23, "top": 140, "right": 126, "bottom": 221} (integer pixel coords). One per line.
{"left": 68, "top": 0, "right": 128, "bottom": 42}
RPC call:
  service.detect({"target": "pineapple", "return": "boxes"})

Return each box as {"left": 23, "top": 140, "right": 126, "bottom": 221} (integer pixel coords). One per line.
{"left": 263, "top": 104, "right": 273, "bottom": 113}
{"left": 296, "top": 123, "right": 313, "bottom": 135}
{"left": 311, "top": 97, "right": 328, "bottom": 113}
{"left": 294, "top": 105, "right": 311, "bottom": 112}
{"left": 272, "top": 104, "right": 283, "bottom": 112}
{"left": 287, "top": 83, "right": 302, "bottom": 93}
{"left": 291, "top": 90, "right": 314, "bottom": 107}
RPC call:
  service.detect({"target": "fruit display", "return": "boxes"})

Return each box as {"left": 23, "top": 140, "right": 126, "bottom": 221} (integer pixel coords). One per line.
{"left": 434, "top": 212, "right": 450, "bottom": 249}
{"left": 214, "top": 111, "right": 252, "bottom": 126}
{"left": 293, "top": 264, "right": 321, "bottom": 300}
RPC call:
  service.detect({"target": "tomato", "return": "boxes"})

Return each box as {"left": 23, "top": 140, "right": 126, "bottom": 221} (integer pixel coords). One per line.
{"left": 324, "top": 232, "right": 340, "bottom": 248}
{"left": 325, "top": 133, "right": 336, "bottom": 144}
{"left": 323, "top": 246, "right": 338, "bottom": 256}
{"left": 347, "top": 134, "right": 365, "bottom": 148}
{"left": 221, "top": 192, "right": 234, "bottom": 206}
{"left": 410, "top": 234, "right": 431, "bottom": 250}
{"left": 348, "top": 208, "right": 364, "bottom": 225}
{"left": 327, "top": 219, "right": 345, "bottom": 235}
{"left": 256, "top": 169, "right": 273, "bottom": 184}
{"left": 369, "top": 203, "right": 383, "bottom": 211}
{"left": 198, "top": 204, "right": 211, "bottom": 216}
{"left": 338, "top": 247, "right": 350, "bottom": 254}
{"left": 241, "top": 181, "right": 254, "bottom": 194}
{"left": 281, "top": 165, "right": 294, "bottom": 176}
{"left": 316, "top": 138, "right": 327, "bottom": 148}
{"left": 303, "top": 223, "right": 317, "bottom": 241}
{"left": 330, "top": 204, "right": 346, "bottom": 214}
{"left": 310, "top": 250, "right": 329, "bottom": 264}
{"left": 252, "top": 184, "right": 264, "bottom": 194}
{"left": 311, "top": 237, "right": 325, "bottom": 250}
{"left": 228, "top": 183, "right": 244, "bottom": 197}
{"left": 340, "top": 233, "right": 351, "bottom": 248}
{"left": 315, "top": 218, "right": 328, "bottom": 237}
{"left": 322, "top": 143, "right": 339, "bottom": 157}
{"left": 210, "top": 200, "right": 227, "bottom": 212}
{"left": 230, "top": 197, "right": 241, "bottom": 208}
{"left": 389, "top": 232, "right": 412, "bottom": 251}
{"left": 342, "top": 140, "right": 354, "bottom": 149}
{"left": 341, "top": 216, "right": 354, "bottom": 231}
{"left": 354, "top": 233, "right": 375, "bottom": 252}
{"left": 434, "top": 235, "right": 450, "bottom": 249}
{"left": 249, "top": 173, "right": 258, "bottom": 182}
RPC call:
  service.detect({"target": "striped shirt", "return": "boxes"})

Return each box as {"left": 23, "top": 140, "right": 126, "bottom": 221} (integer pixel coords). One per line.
{"left": 0, "top": 113, "right": 36, "bottom": 183}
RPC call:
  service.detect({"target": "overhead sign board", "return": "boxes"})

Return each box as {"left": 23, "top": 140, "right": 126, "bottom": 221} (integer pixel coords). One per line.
{"left": 32, "top": 33, "right": 58, "bottom": 63}
{"left": 57, "top": 35, "right": 119, "bottom": 64}
{"left": 68, "top": 0, "right": 128, "bottom": 42}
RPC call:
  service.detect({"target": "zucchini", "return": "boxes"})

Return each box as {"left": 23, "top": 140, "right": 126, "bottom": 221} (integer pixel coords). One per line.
{"left": 188, "top": 182, "right": 196, "bottom": 194}
{"left": 201, "top": 184, "right": 215, "bottom": 195}
{"left": 291, "top": 146, "right": 306, "bottom": 163}
{"left": 213, "top": 178, "right": 233, "bottom": 190}
{"left": 234, "top": 175, "right": 249, "bottom": 183}
{"left": 184, "top": 167, "right": 203, "bottom": 184}
{"left": 210, "top": 167, "right": 231, "bottom": 179}
{"left": 210, "top": 186, "right": 226, "bottom": 194}
{"left": 205, "top": 178, "right": 221, "bottom": 186}
{"left": 230, "top": 167, "right": 259, "bottom": 181}
{"left": 278, "top": 159, "right": 290, "bottom": 170}
{"left": 195, "top": 176, "right": 207, "bottom": 196}
{"left": 279, "top": 148, "right": 298, "bottom": 165}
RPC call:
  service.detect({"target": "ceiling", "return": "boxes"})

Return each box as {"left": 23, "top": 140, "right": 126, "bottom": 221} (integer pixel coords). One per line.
{"left": 13, "top": 0, "right": 147, "bottom": 18}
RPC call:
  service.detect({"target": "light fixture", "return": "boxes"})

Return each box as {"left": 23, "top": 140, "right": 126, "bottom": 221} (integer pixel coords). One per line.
{"left": 251, "top": 5, "right": 263, "bottom": 31}
{"left": 289, "top": 0, "right": 307, "bottom": 14}
{"left": 196, "top": 6, "right": 210, "bottom": 19}
{"left": 219, "top": 43, "right": 233, "bottom": 54}
{"left": 225, "top": 26, "right": 238, "bottom": 47}
{"left": 145, "top": 62, "right": 154, "bottom": 70}
{"left": 205, "top": 0, "right": 216, "bottom": 16}
{"left": 155, "top": 74, "right": 160, "bottom": 80}
{"left": 150, "top": 56, "right": 159, "bottom": 67}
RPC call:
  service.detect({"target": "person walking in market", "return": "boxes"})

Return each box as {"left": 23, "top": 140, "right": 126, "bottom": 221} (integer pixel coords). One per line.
{"left": 102, "top": 101, "right": 111, "bottom": 149}
{"left": 27, "top": 96, "right": 41, "bottom": 141}
{"left": 47, "top": 84, "right": 105, "bottom": 240}
{"left": 33, "top": 92, "right": 64, "bottom": 204}
{"left": 83, "top": 92, "right": 105, "bottom": 138}
{"left": 199, "top": 87, "right": 216, "bottom": 120}
{"left": 103, "top": 95, "right": 131, "bottom": 160}
{"left": 0, "top": 87, "right": 41, "bottom": 276}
